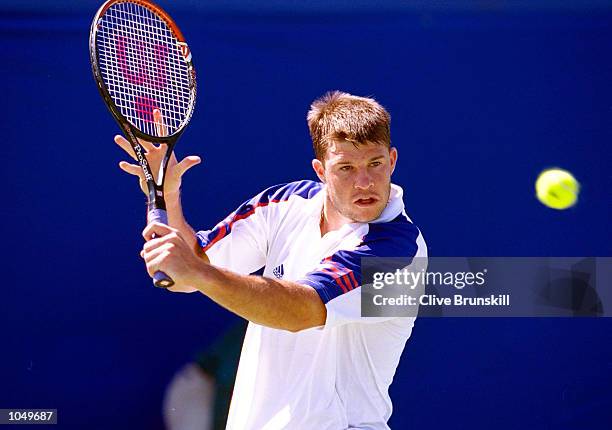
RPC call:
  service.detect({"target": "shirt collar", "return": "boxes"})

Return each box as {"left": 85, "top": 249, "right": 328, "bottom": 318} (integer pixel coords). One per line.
{"left": 371, "top": 183, "right": 405, "bottom": 224}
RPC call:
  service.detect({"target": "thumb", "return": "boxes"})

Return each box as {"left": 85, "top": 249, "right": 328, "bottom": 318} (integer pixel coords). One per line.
{"left": 175, "top": 156, "right": 201, "bottom": 177}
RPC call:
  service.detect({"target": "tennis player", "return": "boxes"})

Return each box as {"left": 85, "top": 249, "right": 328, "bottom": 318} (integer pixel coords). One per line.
{"left": 116, "top": 91, "right": 427, "bottom": 429}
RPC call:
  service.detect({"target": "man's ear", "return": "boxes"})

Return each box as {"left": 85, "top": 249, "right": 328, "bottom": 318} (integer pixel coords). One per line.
{"left": 389, "top": 147, "right": 398, "bottom": 175}
{"left": 312, "top": 158, "right": 326, "bottom": 183}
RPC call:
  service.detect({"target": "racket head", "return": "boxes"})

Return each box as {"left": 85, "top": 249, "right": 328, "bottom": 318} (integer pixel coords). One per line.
{"left": 90, "top": 0, "right": 196, "bottom": 143}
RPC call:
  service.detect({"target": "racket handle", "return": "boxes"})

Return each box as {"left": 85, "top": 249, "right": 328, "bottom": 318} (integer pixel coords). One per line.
{"left": 153, "top": 270, "right": 174, "bottom": 289}
{"left": 148, "top": 208, "right": 175, "bottom": 289}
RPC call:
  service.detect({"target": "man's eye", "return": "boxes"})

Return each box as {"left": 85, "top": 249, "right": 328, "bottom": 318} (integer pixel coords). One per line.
{"left": 340, "top": 165, "right": 353, "bottom": 171}
{"left": 370, "top": 161, "right": 382, "bottom": 167}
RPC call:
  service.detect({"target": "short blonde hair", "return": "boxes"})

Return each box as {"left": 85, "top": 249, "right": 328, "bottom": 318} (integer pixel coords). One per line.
{"left": 307, "top": 91, "right": 391, "bottom": 161}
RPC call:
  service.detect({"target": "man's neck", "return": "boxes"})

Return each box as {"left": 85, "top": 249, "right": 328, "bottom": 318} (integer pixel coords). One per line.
{"left": 319, "top": 197, "right": 353, "bottom": 237}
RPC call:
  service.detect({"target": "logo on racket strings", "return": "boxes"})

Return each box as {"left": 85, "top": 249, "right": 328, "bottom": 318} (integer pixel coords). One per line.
{"left": 115, "top": 35, "right": 168, "bottom": 89}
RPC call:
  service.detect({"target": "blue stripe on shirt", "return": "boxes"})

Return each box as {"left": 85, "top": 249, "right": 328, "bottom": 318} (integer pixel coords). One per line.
{"left": 197, "top": 180, "right": 323, "bottom": 251}
{"left": 300, "top": 214, "right": 421, "bottom": 304}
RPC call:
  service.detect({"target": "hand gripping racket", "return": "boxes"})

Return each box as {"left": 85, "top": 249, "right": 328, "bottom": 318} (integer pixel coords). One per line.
{"left": 90, "top": 0, "right": 196, "bottom": 288}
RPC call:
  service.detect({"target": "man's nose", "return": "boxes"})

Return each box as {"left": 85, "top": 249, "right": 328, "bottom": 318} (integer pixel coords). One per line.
{"left": 354, "top": 168, "right": 374, "bottom": 189}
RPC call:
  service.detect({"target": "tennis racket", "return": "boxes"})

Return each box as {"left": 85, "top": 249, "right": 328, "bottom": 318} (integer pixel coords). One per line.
{"left": 90, "top": 0, "right": 196, "bottom": 288}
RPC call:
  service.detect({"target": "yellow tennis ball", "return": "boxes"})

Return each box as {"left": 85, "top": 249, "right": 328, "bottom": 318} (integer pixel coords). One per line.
{"left": 535, "top": 168, "right": 580, "bottom": 210}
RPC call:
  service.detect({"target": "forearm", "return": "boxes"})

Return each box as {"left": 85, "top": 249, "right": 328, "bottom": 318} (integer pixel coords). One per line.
{"left": 194, "top": 265, "right": 326, "bottom": 332}
{"left": 165, "top": 190, "right": 198, "bottom": 251}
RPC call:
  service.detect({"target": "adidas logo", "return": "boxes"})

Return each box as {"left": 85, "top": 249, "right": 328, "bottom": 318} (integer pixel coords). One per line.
{"left": 272, "top": 264, "right": 284, "bottom": 279}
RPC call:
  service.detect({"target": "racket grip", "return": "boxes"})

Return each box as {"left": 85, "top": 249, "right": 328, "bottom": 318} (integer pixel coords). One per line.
{"left": 153, "top": 271, "right": 174, "bottom": 289}
{"left": 148, "top": 208, "right": 175, "bottom": 289}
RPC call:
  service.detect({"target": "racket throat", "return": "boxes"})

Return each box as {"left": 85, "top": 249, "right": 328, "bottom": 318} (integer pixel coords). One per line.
{"left": 147, "top": 186, "right": 167, "bottom": 213}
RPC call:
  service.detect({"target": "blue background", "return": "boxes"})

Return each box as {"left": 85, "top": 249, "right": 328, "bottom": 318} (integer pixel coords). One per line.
{"left": 1, "top": 1, "right": 611, "bottom": 428}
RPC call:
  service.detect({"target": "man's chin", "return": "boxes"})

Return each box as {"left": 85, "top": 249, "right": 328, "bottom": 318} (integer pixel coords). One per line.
{"left": 347, "top": 205, "right": 385, "bottom": 223}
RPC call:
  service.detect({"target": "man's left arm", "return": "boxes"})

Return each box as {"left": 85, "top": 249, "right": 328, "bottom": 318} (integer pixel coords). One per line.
{"left": 141, "top": 222, "right": 326, "bottom": 332}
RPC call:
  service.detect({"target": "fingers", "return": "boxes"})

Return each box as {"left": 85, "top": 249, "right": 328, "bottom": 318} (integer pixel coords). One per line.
{"left": 142, "top": 222, "right": 176, "bottom": 241}
{"left": 143, "top": 250, "right": 169, "bottom": 278}
{"left": 142, "top": 233, "right": 177, "bottom": 254}
{"left": 137, "top": 137, "right": 155, "bottom": 151}
{"left": 153, "top": 109, "right": 168, "bottom": 137}
{"left": 115, "top": 133, "right": 157, "bottom": 156}
{"left": 118, "top": 161, "right": 143, "bottom": 177}
{"left": 116, "top": 143, "right": 201, "bottom": 186}
{"left": 175, "top": 156, "right": 202, "bottom": 177}
{"left": 115, "top": 133, "right": 156, "bottom": 156}
{"left": 141, "top": 241, "right": 174, "bottom": 263}
{"left": 114, "top": 135, "right": 138, "bottom": 161}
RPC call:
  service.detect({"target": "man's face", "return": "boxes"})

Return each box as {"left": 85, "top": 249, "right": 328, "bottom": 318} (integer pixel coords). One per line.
{"left": 312, "top": 139, "right": 397, "bottom": 223}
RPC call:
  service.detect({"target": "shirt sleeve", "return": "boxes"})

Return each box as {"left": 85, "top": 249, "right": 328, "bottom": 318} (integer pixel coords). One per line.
{"left": 298, "top": 215, "right": 427, "bottom": 328}
{"left": 195, "top": 192, "right": 270, "bottom": 275}
{"left": 195, "top": 181, "right": 323, "bottom": 275}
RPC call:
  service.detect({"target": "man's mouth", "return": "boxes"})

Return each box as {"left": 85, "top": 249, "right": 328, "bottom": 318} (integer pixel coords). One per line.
{"left": 354, "top": 197, "right": 378, "bottom": 206}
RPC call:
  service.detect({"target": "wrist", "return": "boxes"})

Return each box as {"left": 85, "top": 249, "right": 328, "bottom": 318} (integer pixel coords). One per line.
{"left": 190, "top": 259, "right": 215, "bottom": 294}
{"left": 165, "top": 189, "right": 181, "bottom": 207}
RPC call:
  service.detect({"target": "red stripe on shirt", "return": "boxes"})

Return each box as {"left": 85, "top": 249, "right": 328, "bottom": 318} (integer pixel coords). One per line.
{"left": 202, "top": 199, "right": 282, "bottom": 252}
{"left": 348, "top": 271, "right": 359, "bottom": 290}
{"left": 334, "top": 277, "right": 348, "bottom": 293}
{"left": 320, "top": 261, "right": 357, "bottom": 292}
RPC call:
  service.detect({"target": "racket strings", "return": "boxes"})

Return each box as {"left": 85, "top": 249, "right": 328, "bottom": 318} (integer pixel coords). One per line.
{"left": 96, "top": 1, "right": 193, "bottom": 136}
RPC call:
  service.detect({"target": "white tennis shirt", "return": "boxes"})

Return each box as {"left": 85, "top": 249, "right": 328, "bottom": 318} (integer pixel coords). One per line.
{"left": 196, "top": 180, "right": 427, "bottom": 430}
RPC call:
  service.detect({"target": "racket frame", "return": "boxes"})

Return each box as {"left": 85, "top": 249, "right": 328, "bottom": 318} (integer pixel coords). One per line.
{"left": 89, "top": 0, "right": 197, "bottom": 287}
